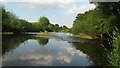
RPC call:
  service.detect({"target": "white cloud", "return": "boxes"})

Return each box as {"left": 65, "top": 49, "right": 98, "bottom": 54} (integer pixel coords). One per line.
{"left": 16, "top": 2, "right": 73, "bottom": 10}
{"left": 1, "top": 0, "right": 90, "bottom": 10}
{"left": 1, "top": 0, "right": 89, "bottom": 2}
{"left": 19, "top": 54, "right": 53, "bottom": 66}
{"left": 63, "top": 46, "right": 88, "bottom": 57}
{"left": 1, "top": 0, "right": 119, "bottom": 2}
{"left": 56, "top": 55, "right": 72, "bottom": 63}
{"left": 64, "top": 4, "right": 96, "bottom": 14}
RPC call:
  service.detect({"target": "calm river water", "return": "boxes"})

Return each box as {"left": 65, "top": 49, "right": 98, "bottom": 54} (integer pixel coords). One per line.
{"left": 2, "top": 32, "right": 109, "bottom": 66}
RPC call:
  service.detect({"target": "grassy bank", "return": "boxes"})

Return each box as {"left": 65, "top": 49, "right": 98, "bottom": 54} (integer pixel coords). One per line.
{"left": 37, "top": 32, "right": 55, "bottom": 36}
{"left": 1, "top": 32, "right": 14, "bottom": 34}
{"left": 74, "top": 33, "right": 98, "bottom": 39}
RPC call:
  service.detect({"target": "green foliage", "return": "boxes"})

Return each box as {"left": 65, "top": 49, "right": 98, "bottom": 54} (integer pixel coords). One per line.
{"left": 38, "top": 16, "right": 50, "bottom": 25}
{"left": 18, "top": 19, "right": 33, "bottom": 32}
{"left": 61, "top": 25, "right": 70, "bottom": 32}
{"left": 31, "top": 22, "right": 44, "bottom": 32}
{"left": 108, "top": 34, "right": 120, "bottom": 66}
{"left": 72, "top": 10, "right": 107, "bottom": 34}
{"left": 95, "top": 15, "right": 118, "bottom": 33}
{"left": 97, "top": 2, "right": 120, "bottom": 16}
{"left": 72, "top": 2, "right": 120, "bottom": 66}
{"left": 95, "top": 2, "right": 120, "bottom": 66}
{"left": 72, "top": 2, "right": 120, "bottom": 35}
{"left": 2, "top": 5, "right": 20, "bottom": 32}
{"left": 38, "top": 16, "right": 50, "bottom": 31}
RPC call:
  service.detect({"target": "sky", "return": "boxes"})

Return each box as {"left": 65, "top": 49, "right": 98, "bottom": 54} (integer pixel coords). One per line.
{"left": 2, "top": 0, "right": 96, "bottom": 28}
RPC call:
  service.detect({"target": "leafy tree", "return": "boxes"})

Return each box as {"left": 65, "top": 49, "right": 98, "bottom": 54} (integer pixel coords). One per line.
{"left": 72, "top": 10, "right": 106, "bottom": 34}
{"left": 61, "top": 25, "right": 70, "bottom": 32}
{"left": 18, "top": 19, "right": 33, "bottom": 32}
{"left": 97, "top": 2, "right": 120, "bottom": 16}
{"left": 38, "top": 16, "right": 50, "bottom": 31}
{"left": 54, "top": 24, "right": 60, "bottom": 32}
{"left": 2, "top": 5, "right": 22, "bottom": 32}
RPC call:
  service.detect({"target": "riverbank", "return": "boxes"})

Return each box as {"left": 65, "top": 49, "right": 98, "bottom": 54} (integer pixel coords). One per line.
{"left": 1, "top": 32, "right": 99, "bottom": 39}
{"left": 1, "top": 32, "right": 105, "bottom": 39}
{"left": 74, "top": 33, "right": 99, "bottom": 39}
{"left": 1, "top": 32, "right": 14, "bottom": 34}
{"left": 37, "top": 32, "right": 55, "bottom": 36}
{"left": 1, "top": 32, "right": 55, "bottom": 36}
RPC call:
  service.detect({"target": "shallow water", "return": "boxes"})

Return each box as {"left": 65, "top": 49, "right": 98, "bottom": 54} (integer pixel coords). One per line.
{"left": 2, "top": 32, "right": 109, "bottom": 66}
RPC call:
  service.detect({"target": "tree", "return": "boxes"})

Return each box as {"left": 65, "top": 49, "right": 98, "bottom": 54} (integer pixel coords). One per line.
{"left": 61, "top": 25, "right": 70, "bottom": 32}
{"left": 2, "top": 5, "right": 22, "bottom": 32}
{"left": 72, "top": 10, "right": 106, "bottom": 34}
{"left": 97, "top": 2, "right": 120, "bottom": 16}
{"left": 54, "top": 24, "right": 60, "bottom": 32}
{"left": 38, "top": 16, "right": 50, "bottom": 31}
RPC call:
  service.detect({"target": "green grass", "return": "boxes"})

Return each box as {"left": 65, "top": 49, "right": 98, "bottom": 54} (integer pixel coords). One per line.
{"left": 74, "top": 33, "right": 98, "bottom": 39}
{"left": 1, "top": 32, "right": 14, "bottom": 34}
{"left": 37, "top": 32, "right": 55, "bottom": 36}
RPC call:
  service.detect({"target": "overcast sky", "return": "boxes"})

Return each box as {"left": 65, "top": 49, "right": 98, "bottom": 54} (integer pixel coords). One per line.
{"left": 2, "top": 0, "right": 96, "bottom": 27}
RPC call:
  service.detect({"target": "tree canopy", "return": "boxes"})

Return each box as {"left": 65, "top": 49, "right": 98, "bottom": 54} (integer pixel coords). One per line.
{"left": 72, "top": 2, "right": 120, "bottom": 35}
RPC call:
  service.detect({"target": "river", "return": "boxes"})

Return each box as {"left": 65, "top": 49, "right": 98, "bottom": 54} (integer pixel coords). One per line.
{"left": 2, "top": 32, "right": 110, "bottom": 66}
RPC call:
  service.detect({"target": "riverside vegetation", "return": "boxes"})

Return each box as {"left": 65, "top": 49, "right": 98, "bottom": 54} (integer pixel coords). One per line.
{"left": 1, "top": 2, "right": 120, "bottom": 67}
{"left": 71, "top": 2, "right": 120, "bottom": 66}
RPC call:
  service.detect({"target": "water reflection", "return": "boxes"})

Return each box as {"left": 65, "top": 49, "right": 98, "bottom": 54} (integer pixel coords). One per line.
{"left": 2, "top": 34, "right": 33, "bottom": 56}
{"left": 71, "top": 41, "right": 108, "bottom": 66}
{"left": 32, "top": 37, "right": 49, "bottom": 46}
{"left": 2, "top": 33, "right": 109, "bottom": 66}
{"left": 37, "top": 37, "right": 49, "bottom": 46}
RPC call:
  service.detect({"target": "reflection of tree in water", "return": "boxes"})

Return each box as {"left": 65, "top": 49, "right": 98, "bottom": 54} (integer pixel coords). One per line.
{"left": 2, "top": 35, "right": 49, "bottom": 58}
{"left": 2, "top": 34, "right": 32, "bottom": 56}
{"left": 37, "top": 37, "right": 49, "bottom": 46}
{"left": 70, "top": 39, "right": 111, "bottom": 66}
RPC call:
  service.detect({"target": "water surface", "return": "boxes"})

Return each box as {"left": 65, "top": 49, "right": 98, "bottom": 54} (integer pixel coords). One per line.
{"left": 2, "top": 32, "right": 109, "bottom": 66}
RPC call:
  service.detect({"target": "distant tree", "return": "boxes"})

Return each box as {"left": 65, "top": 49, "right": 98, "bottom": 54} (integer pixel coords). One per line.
{"left": 18, "top": 19, "right": 33, "bottom": 32}
{"left": 38, "top": 16, "right": 50, "bottom": 31}
{"left": 63, "top": 25, "right": 68, "bottom": 29}
{"left": 61, "top": 25, "right": 70, "bottom": 32}
{"left": 47, "top": 24, "right": 55, "bottom": 32}
{"left": 54, "top": 24, "right": 59, "bottom": 27}
{"left": 38, "top": 16, "right": 50, "bottom": 25}
{"left": 54, "top": 24, "right": 60, "bottom": 31}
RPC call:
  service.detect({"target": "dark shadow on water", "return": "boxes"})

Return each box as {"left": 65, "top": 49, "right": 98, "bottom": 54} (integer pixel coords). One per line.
{"left": 2, "top": 34, "right": 33, "bottom": 56}
{"left": 69, "top": 39, "right": 112, "bottom": 66}
{"left": 2, "top": 34, "right": 49, "bottom": 56}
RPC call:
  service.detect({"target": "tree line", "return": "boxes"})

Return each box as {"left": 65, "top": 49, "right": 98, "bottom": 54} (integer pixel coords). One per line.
{"left": 1, "top": 5, "right": 69, "bottom": 33}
